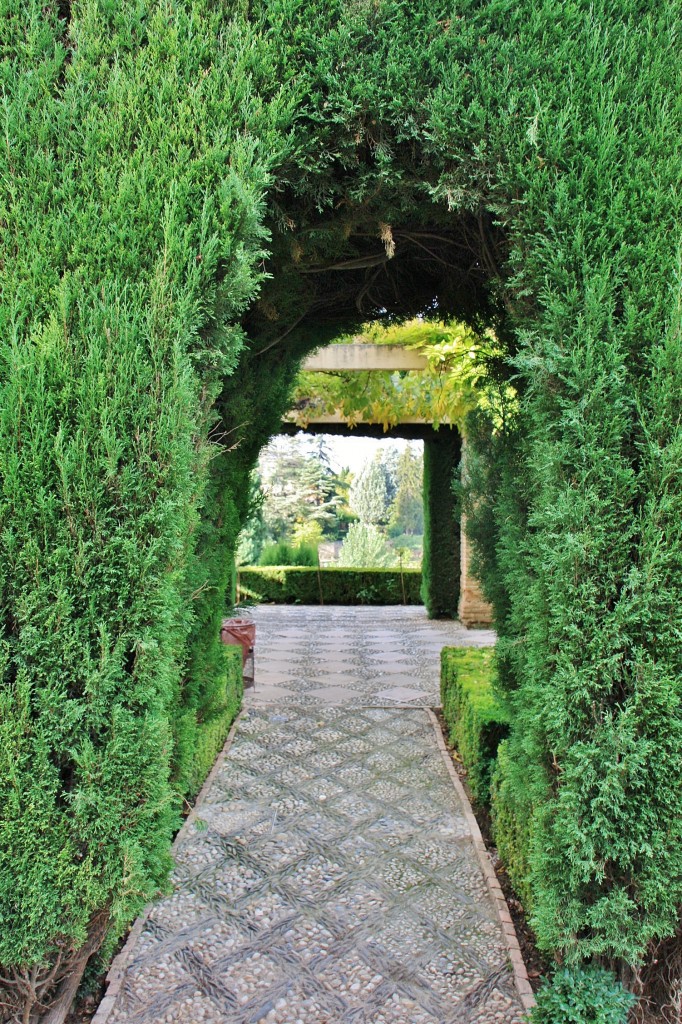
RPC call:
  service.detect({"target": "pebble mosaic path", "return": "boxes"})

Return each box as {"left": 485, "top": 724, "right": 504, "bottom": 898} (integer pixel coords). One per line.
{"left": 96, "top": 607, "right": 526, "bottom": 1024}
{"left": 250, "top": 607, "right": 495, "bottom": 710}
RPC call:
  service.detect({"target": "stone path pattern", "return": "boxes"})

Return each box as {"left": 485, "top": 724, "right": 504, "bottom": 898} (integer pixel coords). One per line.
{"left": 99, "top": 607, "right": 524, "bottom": 1024}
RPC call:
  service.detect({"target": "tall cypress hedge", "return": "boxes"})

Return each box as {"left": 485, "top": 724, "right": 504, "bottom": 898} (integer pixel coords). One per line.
{"left": 0, "top": 3, "right": 282, "bottom": 1015}
{"left": 454, "top": 0, "right": 682, "bottom": 985}
{"left": 2, "top": 0, "right": 680, "bottom": 1017}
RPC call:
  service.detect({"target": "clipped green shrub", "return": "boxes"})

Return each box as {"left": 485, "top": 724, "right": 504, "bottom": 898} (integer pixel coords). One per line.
{"left": 527, "top": 966, "right": 636, "bottom": 1024}
{"left": 421, "top": 434, "right": 461, "bottom": 619}
{"left": 490, "top": 740, "right": 534, "bottom": 911}
{"left": 237, "top": 567, "right": 422, "bottom": 605}
{"left": 452, "top": 0, "right": 682, "bottom": 983}
{"left": 187, "top": 646, "right": 243, "bottom": 799}
{"left": 440, "top": 648, "right": 509, "bottom": 804}
{"left": 0, "top": 2, "right": 268, "bottom": 1012}
{"left": 259, "top": 541, "right": 318, "bottom": 566}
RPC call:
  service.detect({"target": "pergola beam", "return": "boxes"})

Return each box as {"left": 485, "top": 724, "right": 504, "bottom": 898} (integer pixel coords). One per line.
{"left": 283, "top": 411, "right": 434, "bottom": 425}
{"left": 302, "top": 344, "right": 427, "bottom": 372}
{"left": 280, "top": 417, "right": 455, "bottom": 441}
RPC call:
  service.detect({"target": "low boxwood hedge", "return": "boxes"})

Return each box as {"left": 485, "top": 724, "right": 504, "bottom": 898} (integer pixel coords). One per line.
{"left": 237, "top": 566, "right": 422, "bottom": 605}
{"left": 440, "top": 647, "right": 509, "bottom": 804}
{"left": 440, "top": 647, "right": 531, "bottom": 909}
{"left": 186, "top": 645, "right": 243, "bottom": 799}
{"left": 489, "top": 738, "right": 534, "bottom": 910}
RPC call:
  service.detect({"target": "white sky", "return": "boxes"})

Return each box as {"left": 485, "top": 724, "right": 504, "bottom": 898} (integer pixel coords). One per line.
{"left": 265, "top": 433, "right": 422, "bottom": 476}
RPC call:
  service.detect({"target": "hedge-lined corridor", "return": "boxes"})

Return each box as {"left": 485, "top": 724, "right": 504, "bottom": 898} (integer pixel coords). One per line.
{"left": 93, "top": 607, "right": 528, "bottom": 1024}
{"left": 2, "top": 1, "right": 681, "bottom": 1021}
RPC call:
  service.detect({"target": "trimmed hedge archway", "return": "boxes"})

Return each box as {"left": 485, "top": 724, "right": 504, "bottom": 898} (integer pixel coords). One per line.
{"left": 2, "top": 1, "right": 680, "bottom": 1018}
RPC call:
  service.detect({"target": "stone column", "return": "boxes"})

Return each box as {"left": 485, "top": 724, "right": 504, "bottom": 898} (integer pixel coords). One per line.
{"left": 457, "top": 436, "right": 493, "bottom": 627}
{"left": 458, "top": 515, "right": 494, "bottom": 627}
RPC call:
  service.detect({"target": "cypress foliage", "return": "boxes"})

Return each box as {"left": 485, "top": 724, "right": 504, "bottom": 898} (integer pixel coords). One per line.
{"left": 3, "top": 0, "right": 681, "bottom": 1014}
{"left": 0, "top": 1, "right": 282, "bottom": 1010}
{"left": 421, "top": 434, "right": 462, "bottom": 618}
{"left": 456, "top": 1, "right": 682, "bottom": 973}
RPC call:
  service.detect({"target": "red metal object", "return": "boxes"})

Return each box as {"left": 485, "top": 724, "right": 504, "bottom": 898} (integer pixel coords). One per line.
{"left": 221, "top": 618, "right": 256, "bottom": 687}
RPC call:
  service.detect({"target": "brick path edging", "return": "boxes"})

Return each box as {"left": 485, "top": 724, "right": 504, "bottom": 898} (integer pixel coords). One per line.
{"left": 425, "top": 708, "right": 535, "bottom": 1016}
{"left": 91, "top": 710, "right": 246, "bottom": 1024}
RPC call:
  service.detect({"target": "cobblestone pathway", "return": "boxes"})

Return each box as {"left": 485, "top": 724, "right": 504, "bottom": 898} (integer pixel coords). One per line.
{"left": 97, "top": 608, "right": 526, "bottom": 1024}
{"left": 250, "top": 606, "right": 495, "bottom": 709}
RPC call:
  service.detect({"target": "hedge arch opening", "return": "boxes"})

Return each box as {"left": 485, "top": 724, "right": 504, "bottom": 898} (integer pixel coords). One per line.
{"left": 212, "top": 202, "right": 508, "bottom": 612}
{"left": 278, "top": 417, "right": 464, "bottom": 618}
{"left": 193, "top": 10, "right": 682, "bottom": 1009}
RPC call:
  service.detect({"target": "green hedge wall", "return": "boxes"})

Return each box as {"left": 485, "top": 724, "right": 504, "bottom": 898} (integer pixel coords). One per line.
{"left": 439, "top": 648, "right": 531, "bottom": 909}
{"left": 490, "top": 740, "right": 534, "bottom": 912}
{"left": 4, "top": 0, "right": 681, "bottom": 1014}
{"left": 440, "top": 648, "right": 509, "bottom": 804}
{"left": 457, "top": 0, "right": 682, "bottom": 974}
{"left": 0, "top": 2, "right": 272, "bottom": 1009}
{"left": 421, "top": 434, "right": 461, "bottom": 619}
{"left": 238, "top": 567, "right": 422, "bottom": 605}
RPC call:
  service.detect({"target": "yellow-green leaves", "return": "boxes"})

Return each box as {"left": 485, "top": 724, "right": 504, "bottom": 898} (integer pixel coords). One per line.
{"left": 290, "top": 318, "right": 490, "bottom": 429}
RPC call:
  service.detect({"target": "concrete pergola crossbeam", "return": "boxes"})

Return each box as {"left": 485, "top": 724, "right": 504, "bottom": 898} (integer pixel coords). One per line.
{"left": 302, "top": 343, "right": 428, "bottom": 371}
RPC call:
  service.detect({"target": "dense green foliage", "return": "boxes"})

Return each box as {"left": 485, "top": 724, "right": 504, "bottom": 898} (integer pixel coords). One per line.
{"left": 387, "top": 447, "right": 424, "bottom": 538}
{"left": 454, "top": 1, "right": 682, "bottom": 980}
{"left": 526, "top": 967, "right": 635, "bottom": 1024}
{"left": 255, "top": 436, "right": 351, "bottom": 549}
{"left": 237, "top": 567, "right": 421, "bottom": 605}
{"left": 338, "top": 522, "right": 395, "bottom": 568}
{"left": 187, "top": 646, "right": 243, "bottom": 799}
{"left": 350, "top": 457, "right": 390, "bottom": 526}
{"left": 440, "top": 648, "right": 508, "bottom": 804}
{"left": 3, "top": 0, "right": 680, "bottom": 1013}
{"left": 0, "top": 1, "right": 277, "bottom": 1004}
{"left": 489, "top": 739, "right": 534, "bottom": 911}
{"left": 438, "top": 645, "right": 532, "bottom": 908}
{"left": 292, "top": 320, "right": 483, "bottom": 430}
{"left": 421, "top": 434, "right": 461, "bottom": 618}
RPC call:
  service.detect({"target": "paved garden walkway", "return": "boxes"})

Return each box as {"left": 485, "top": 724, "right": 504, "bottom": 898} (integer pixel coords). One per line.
{"left": 97, "top": 608, "right": 527, "bottom": 1024}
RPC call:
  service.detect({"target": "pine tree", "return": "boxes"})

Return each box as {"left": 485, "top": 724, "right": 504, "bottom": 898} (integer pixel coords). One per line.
{"left": 350, "top": 456, "right": 390, "bottom": 526}
{"left": 388, "top": 446, "right": 424, "bottom": 537}
{"left": 338, "top": 523, "right": 394, "bottom": 568}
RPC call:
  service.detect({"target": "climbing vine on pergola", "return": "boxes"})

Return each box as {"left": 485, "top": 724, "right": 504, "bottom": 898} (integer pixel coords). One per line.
{"left": 289, "top": 319, "right": 493, "bottom": 430}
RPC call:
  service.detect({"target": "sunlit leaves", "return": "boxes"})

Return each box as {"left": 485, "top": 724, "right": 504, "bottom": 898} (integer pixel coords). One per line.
{"left": 290, "top": 318, "right": 492, "bottom": 429}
